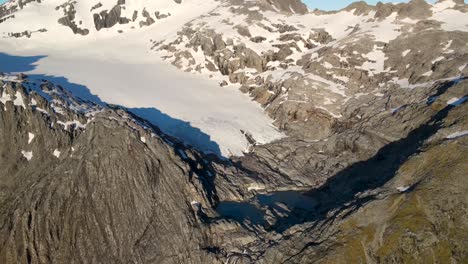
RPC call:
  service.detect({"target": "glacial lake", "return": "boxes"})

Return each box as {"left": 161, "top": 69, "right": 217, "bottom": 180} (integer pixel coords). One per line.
{"left": 216, "top": 190, "right": 318, "bottom": 225}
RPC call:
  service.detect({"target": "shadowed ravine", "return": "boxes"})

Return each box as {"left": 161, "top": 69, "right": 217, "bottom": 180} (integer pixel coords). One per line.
{"left": 216, "top": 79, "right": 467, "bottom": 233}
{"left": 1, "top": 0, "right": 468, "bottom": 262}
{"left": 3, "top": 52, "right": 466, "bottom": 232}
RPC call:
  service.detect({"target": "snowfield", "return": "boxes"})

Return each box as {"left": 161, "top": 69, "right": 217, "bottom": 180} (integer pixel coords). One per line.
{"left": 1, "top": 0, "right": 466, "bottom": 156}
{"left": 0, "top": 0, "right": 284, "bottom": 156}
{"left": 0, "top": 45, "right": 284, "bottom": 156}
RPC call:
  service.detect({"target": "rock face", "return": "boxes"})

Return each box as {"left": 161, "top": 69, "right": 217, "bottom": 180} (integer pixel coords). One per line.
{"left": 154, "top": 0, "right": 467, "bottom": 140}
{"left": 57, "top": 2, "right": 90, "bottom": 35}
{"left": 93, "top": 4, "right": 128, "bottom": 31}
{"left": 0, "top": 76, "right": 222, "bottom": 263}
{"left": 0, "top": 0, "right": 468, "bottom": 263}
{"left": 1, "top": 75, "right": 467, "bottom": 263}
{"left": 266, "top": 0, "right": 309, "bottom": 14}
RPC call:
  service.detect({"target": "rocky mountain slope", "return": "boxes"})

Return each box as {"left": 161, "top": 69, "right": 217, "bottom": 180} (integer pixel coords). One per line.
{"left": 0, "top": 73, "right": 243, "bottom": 263}
{"left": 153, "top": 0, "right": 467, "bottom": 139}
{"left": 0, "top": 0, "right": 467, "bottom": 263}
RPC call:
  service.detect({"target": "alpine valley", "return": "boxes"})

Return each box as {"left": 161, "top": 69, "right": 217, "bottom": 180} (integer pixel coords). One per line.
{"left": 0, "top": 0, "right": 467, "bottom": 263}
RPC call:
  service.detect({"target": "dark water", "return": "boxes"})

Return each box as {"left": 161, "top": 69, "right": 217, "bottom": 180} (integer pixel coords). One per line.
{"left": 216, "top": 191, "right": 317, "bottom": 225}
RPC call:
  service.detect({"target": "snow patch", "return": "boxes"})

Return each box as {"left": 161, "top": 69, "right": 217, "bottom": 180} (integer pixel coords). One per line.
{"left": 446, "top": 131, "right": 468, "bottom": 140}
{"left": 432, "top": 4, "right": 468, "bottom": 32}
{"left": 431, "top": 56, "right": 444, "bottom": 64}
{"left": 447, "top": 97, "right": 467, "bottom": 106}
{"left": 397, "top": 186, "right": 410, "bottom": 192}
{"left": 402, "top": 49, "right": 411, "bottom": 57}
{"left": 28, "top": 133, "right": 35, "bottom": 144}
{"left": 357, "top": 45, "right": 387, "bottom": 76}
{"left": 422, "top": 70, "right": 433, "bottom": 76}
{"left": 247, "top": 184, "right": 265, "bottom": 192}
{"left": 13, "top": 91, "right": 25, "bottom": 108}
{"left": 190, "top": 201, "right": 201, "bottom": 206}
{"left": 53, "top": 149, "right": 61, "bottom": 158}
{"left": 0, "top": 90, "right": 12, "bottom": 106}
{"left": 57, "top": 120, "right": 86, "bottom": 130}
{"left": 459, "top": 64, "right": 466, "bottom": 72}
{"left": 21, "top": 150, "right": 33, "bottom": 161}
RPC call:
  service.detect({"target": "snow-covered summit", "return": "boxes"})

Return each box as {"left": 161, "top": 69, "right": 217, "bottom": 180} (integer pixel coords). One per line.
{"left": 0, "top": 0, "right": 220, "bottom": 38}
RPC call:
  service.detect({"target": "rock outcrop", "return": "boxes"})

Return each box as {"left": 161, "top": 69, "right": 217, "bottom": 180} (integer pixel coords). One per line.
{"left": 266, "top": 0, "right": 309, "bottom": 14}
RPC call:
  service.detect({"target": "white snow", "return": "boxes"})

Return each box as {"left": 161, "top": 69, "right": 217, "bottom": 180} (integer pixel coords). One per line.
{"left": 390, "top": 77, "right": 431, "bottom": 89}
{"left": 459, "top": 64, "right": 467, "bottom": 72}
{"left": 432, "top": 2, "right": 468, "bottom": 32}
{"left": 446, "top": 131, "right": 468, "bottom": 140}
{"left": 422, "top": 70, "right": 433, "bottom": 76}
{"left": 1, "top": 0, "right": 466, "bottom": 156}
{"left": 28, "top": 132, "right": 35, "bottom": 144}
{"left": 306, "top": 74, "right": 347, "bottom": 97}
{"left": 447, "top": 97, "right": 459, "bottom": 105}
{"left": 13, "top": 91, "right": 25, "bottom": 108}
{"left": 0, "top": 90, "right": 12, "bottom": 105}
{"left": 443, "top": 40, "right": 453, "bottom": 50}
{"left": 21, "top": 150, "right": 33, "bottom": 161}
{"left": 0, "top": 0, "right": 220, "bottom": 39}
{"left": 35, "top": 107, "right": 49, "bottom": 115}
{"left": 52, "top": 105, "right": 65, "bottom": 115}
{"left": 447, "top": 97, "right": 467, "bottom": 106}
{"left": 315, "top": 106, "right": 342, "bottom": 119}
{"left": 432, "top": 56, "right": 445, "bottom": 64}
{"left": 323, "top": 61, "right": 333, "bottom": 69}
{"left": 0, "top": 75, "right": 19, "bottom": 82}
{"left": 0, "top": 3, "right": 284, "bottom": 157}
{"left": 333, "top": 75, "right": 350, "bottom": 83}
{"left": 402, "top": 49, "right": 411, "bottom": 57}
{"left": 247, "top": 184, "right": 265, "bottom": 191}
{"left": 53, "top": 149, "right": 61, "bottom": 158}
{"left": 368, "top": 12, "right": 403, "bottom": 42}
{"left": 357, "top": 45, "right": 387, "bottom": 76}
{"left": 397, "top": 186, "right": 410, "bottom": 192}
{"left": 432, "top": 0, "right": 456, "bottom": 12}
{"left": 57, "top": 120, "right": 86, "bottom": 130}
{"left": 140, "top": 137, "right": 146, "bottom": 143}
